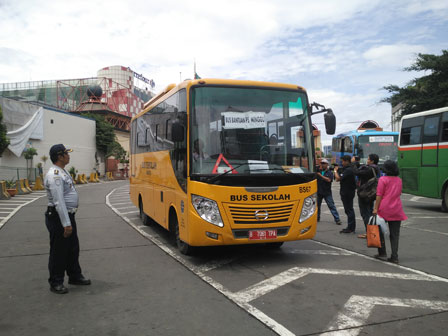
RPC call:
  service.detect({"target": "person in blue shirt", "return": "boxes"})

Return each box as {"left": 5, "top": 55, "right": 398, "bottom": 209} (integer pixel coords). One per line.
{"left": 316, "top": 159, "right": 341, "bottom": 225}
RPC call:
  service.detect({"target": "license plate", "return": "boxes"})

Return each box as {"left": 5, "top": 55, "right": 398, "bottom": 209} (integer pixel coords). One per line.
{"left": 249, "top": 229, "right": 277, "bottom": 240}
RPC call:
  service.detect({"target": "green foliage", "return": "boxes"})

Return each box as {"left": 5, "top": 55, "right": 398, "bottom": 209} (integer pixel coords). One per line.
{"left": 68, "top": 166, "right": 77, "bottom": 176}
{"left": 382, "top": 50, "right": 448, "bottom": 115}
{"left": 5, "top": 178, "right": 16, "bottom": 189}
{"left": 0, "top": 105, "right": 10, "bottom": 157}
{"left": 81, "top": 112, "right": 125, "bottom": 157}
{"left": 41, "top": 155, "right": 48, "bottom": 163}
{"left": 24, "top": 147, "right": 38, "bottom": 159}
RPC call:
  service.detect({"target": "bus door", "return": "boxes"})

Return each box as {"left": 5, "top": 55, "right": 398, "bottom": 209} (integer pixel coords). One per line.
{"left": 421, "top": 115, "right": 440, "bottom": 198}
{"left": 399, "top": 116, "right": 423, "bottom": 194}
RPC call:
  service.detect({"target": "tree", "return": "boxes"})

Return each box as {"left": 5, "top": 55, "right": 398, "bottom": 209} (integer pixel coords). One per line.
{"left": 0, "top": 105, "right": 10, "bottom": 157}
{"left": 24, "top": 147, "right": 38, "bottom": 179}
{"left": 81, "top": 113, "right": 125, "bottom": 158}
{"left": 382, "top": 50, "right": 448, "bottom": 116}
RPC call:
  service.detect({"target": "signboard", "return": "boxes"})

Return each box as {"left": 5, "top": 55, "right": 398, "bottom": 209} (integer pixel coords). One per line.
{"left": 369, "top": 136, "right": 394, "bottom": 143}
{"left": 222, "top": 111, "right": 266, "bottom": 129}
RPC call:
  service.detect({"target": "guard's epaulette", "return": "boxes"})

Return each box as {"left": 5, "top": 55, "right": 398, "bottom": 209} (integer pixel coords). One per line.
{"left": 54, "top": 169, "right": 59, "bottom": 175}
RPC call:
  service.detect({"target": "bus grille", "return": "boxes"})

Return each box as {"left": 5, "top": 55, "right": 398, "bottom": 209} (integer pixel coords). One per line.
{"left": 225, "top": 203, "right": 295, "bottom": 225}
{"left": 402, "top": 168, "right": 419, "bottom": 192}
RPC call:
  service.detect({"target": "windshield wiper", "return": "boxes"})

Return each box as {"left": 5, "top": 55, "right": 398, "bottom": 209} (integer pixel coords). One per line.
{"left": 245, "top": 168, "right": 292, "bottom": 174}
{"left": 206, "top": 163, "right": 249, "bottom": 183}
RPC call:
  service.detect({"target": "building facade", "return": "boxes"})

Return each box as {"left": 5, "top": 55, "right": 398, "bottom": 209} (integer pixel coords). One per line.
{"left": 0, "top": 97, "right": 96, "bottom": 180}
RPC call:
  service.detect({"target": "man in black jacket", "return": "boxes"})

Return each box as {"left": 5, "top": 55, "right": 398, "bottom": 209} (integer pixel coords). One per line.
{"left": 352, "top": 153, "right": 380, "bottom": 238}
{"left": 317, "top": 159, "right": 342, "bottom": 225}
{"left": 334, "top": 155, "right": 357, "bottom": 233}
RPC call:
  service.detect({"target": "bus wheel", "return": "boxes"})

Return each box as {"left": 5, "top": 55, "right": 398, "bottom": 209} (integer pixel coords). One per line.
{"left": 265, "top": 242, "right": 284, "bottom": 249}
{"left": 173, "top": 215, "right": 193, "bottom": 255}
{"left": 139, "top": 199, "right": 151, "bottom": 226}
{"left": 442, "top": 186, "right": 448, "bottom": 213}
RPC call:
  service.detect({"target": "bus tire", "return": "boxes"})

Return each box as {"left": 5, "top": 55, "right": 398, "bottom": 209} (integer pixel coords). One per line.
{"left": 442, "top": 185, "right": 448, "bottom": 213}
{"left": 139, "top": 198, "right": 151, "bottom": 226}
{"left": 172, "top": 213, "right": 194, "bottom": 255}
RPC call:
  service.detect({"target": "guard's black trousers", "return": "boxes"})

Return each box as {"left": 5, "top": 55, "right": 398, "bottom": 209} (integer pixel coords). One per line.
{"left": 45, "top": 209, "right": 82, "bottom": 286}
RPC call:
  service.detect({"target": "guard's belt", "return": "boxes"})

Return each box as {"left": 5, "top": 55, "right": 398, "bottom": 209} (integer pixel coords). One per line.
{"left": 47, "top": 206, "right": 78, "bottom": 214}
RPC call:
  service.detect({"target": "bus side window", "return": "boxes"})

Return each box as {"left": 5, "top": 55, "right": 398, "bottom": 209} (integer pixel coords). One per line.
{"left": 423, "top": 116, "right": 440, "bottom": 143}
{"left": 344, "top": 137, "right": 352, "bottom": 153}
{"left": 400, "top": 126, "right": 421, "bottom": 145}
{"left": 401, "top": 116, "right": 423, "bottom": 145}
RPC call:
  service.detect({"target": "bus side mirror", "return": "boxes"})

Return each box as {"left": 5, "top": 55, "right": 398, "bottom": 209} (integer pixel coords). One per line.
{"left": 172, "top": 123, "right": 184, "bottom": 142}
{"left": 324, "top": 109, "right": 336, "bottom": 135}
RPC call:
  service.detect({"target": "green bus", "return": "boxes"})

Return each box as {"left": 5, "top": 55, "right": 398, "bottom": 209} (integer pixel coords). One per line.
{"left": 398, "top": 107, "right": 448, "bottom": 211}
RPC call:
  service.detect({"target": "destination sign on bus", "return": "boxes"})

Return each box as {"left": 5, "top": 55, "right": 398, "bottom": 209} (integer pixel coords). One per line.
{"left": 369, "top": 136, "right": 394, "bottom": 142}
{"left": 222, "top": 111, "right": 266, "bottom": 129}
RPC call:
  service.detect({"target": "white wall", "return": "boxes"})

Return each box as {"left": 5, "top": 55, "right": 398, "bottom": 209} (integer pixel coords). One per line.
{"left": 0, "top": 107, "right": 96, "bottom": 179}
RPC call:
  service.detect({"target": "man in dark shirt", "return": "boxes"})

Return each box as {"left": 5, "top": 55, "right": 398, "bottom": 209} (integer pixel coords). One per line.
{"left": 352, "top": 153, "right": 380, "bottom": 238}
{"left": 317, "top": 159, "right": 341, "bottom": 225}
{"left": 334, "top": 155, "right": 357, "bottom": 233}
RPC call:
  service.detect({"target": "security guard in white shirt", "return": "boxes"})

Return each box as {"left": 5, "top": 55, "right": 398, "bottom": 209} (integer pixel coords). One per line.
{"left": 45, "top": 144, "right": 90, "bottom": 294}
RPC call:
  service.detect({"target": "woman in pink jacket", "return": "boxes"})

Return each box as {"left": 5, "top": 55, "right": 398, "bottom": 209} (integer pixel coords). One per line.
{"left": 372, "top": 160, "right": 407, "bottom": 264}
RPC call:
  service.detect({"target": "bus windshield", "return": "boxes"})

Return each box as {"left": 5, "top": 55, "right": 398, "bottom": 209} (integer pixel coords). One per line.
{"left": 191, "top": 86, "right": 313, "bottom": 176}
{"left": 357, "top": 134, "right": 398, "bottom": 164}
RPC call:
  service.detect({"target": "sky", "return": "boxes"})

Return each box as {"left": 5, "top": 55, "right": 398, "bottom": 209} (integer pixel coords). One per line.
{"left": 1, "top": 0, "right": 447, "bottom": 145}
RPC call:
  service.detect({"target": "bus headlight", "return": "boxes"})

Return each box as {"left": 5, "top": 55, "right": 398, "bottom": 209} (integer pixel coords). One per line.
{"left": 191, "top": 194, "right": 224, "bottom": 227}
{"left": 299, "top": 193, "right": 317, "bottom": 223}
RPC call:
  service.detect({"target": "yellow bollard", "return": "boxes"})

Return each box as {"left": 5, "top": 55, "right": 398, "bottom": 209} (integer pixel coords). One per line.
{"left": 88, "top": 172, "right": 97, "bottom": 183}
{"left": 95, "top": 173, "right": 100, "bottom": 182}
{"left": 16, "top": 180, "right": 30, "bottom": 195}
{"left": 24, "top": 179, "right": 33, "bottom": 193}
{"left": 81, "top": 174, "right": 88, "bottom": 184}
{"left": 0, "top": 181, "right": 11, "bottom": 199}
{"left": 32, "top": 176, "right": 45, "bottom": 191}
{"left": 75, "top": 174, "right": 84, "bottom": 184}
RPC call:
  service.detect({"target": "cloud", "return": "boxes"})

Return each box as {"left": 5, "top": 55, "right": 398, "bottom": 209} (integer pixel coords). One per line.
{"left": 363, "top": 44, "right": 427, "bottom": 68}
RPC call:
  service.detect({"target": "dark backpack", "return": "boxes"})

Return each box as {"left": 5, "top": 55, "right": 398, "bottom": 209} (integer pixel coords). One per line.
{"left": 357, "top": 168, "right": 377, "bottom": 202}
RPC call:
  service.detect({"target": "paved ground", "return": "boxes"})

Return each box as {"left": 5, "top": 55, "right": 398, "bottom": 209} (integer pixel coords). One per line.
{"left": 0, "top": 181, "right": 274, "bottom": 336}
{"left": 1, "top": 180, "right": 447, "bottom": 336}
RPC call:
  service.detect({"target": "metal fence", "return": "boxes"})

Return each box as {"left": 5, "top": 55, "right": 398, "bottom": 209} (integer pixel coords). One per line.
{"left": 0, "top": 166, "right": 39, "bottom": 183}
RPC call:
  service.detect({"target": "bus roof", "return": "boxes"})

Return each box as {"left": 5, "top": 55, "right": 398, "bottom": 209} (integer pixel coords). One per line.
{"left": 132, "top": 78, "right": 307, "bottom": 121}
{"left": 333, "top": 129, "right": 398, "bottom": 138}
{"left": 400, "top": 106, "right": 448, "bottom": 120}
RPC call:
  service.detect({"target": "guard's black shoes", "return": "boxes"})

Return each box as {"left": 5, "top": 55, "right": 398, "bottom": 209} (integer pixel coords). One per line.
{"left": 69, "top": 276, "right": 91, "bottom": 285}
{"left": 50, "top": 284, "right": 69, "bottom": 294}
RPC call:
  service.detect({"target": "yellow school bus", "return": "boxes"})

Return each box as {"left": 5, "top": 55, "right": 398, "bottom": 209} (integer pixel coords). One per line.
{"left": 130, "top": 78, "right": 335, "bottom": 254}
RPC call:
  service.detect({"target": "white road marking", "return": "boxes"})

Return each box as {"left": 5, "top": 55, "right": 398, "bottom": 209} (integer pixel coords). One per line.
{"left": 233, "top": 267, "right": 441, "bottom": 304}
{"left": 0, "top": 193, "right": 47, "bottom": 230}
{"left": 114, "top": 206, "right": 138, "bottom": 210}
{"left": 402, "top": 225, "right": 448, "bottom": 236}
{"left": 106, "top": 188, "right": 297, "bottom": 336}
{"left": 119, "top": 210, "right": 139, "bottom": 215}
{"left": 287, "top": 249, "right": 352, "bottom": 256}
{"left": 195, "top": 258, "right": 237, "bottom": 272}
{"left": 323, "top": 295, "right": 448, "bottom": 336}
{"left": 107, "top": 186, "right": 448, "bottom": 336}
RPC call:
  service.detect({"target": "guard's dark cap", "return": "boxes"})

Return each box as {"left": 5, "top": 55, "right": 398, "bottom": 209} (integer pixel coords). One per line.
{"left": 49, "top": 144, "right": 73, "bottom": 156}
